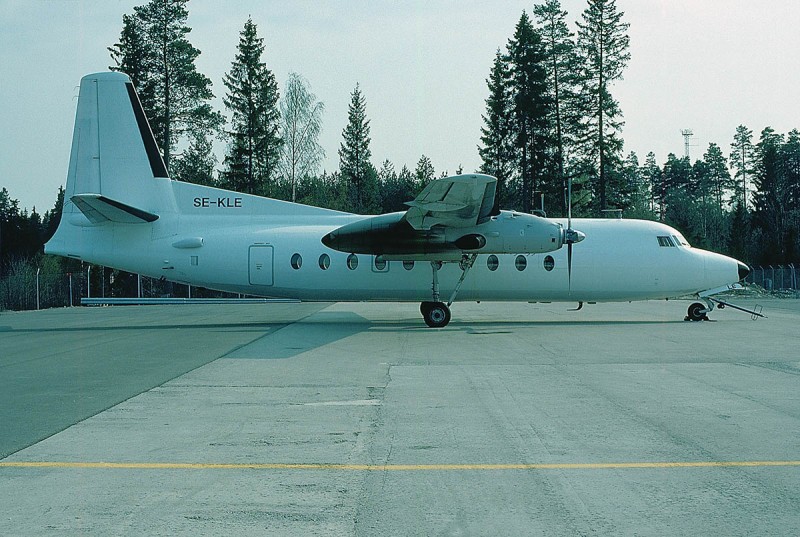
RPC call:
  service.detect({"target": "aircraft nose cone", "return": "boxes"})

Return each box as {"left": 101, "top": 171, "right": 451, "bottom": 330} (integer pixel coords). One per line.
{"left": 738, "top": 262, "right": 750, "bottom": 281}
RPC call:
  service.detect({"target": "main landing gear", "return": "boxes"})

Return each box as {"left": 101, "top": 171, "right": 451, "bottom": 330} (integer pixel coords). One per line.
{"left": 420, "top": 301, "right": 451, "bottom": 328}
{"left": 419, "top": 254, "right": 477, "bottom": 328}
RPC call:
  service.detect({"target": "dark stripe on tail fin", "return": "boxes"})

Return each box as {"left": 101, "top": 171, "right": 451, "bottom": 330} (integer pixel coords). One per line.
{"left": 125, "top": 82, "right": 169, "bottom": 179}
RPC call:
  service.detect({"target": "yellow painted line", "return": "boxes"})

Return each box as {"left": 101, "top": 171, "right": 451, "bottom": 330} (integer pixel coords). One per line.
{"left": 1, "top": 461, "right": 799, "bottom": 471}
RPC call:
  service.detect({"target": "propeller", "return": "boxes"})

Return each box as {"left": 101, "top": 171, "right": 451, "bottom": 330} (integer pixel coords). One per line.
{"left": 564, "top": 175, "right": 585, "bottom": 290}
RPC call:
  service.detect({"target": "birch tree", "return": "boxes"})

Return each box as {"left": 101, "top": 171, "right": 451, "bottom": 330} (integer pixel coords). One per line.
{"left": 279, "top": 73, "right": 325, "bottom": 202}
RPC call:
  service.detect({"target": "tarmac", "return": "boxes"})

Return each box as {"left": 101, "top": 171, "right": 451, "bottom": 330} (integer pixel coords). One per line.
{"left": 1, "top": 299, "right": 799, "bottom": 536}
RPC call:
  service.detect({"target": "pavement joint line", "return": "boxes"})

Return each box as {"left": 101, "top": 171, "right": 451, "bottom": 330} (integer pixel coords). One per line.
{"left": 1, "top": 461, "right": 799, "bottom": 471}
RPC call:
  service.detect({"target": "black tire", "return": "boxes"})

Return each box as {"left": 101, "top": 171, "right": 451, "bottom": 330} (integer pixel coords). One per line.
{"left": 423, "top": 302, "right": 451, "bottom": 328}
{"left": 420, "top": 301, "right": 433, "bottom": 316}
{"left": 687, "top": 302, "right": 707, "bottom": 322}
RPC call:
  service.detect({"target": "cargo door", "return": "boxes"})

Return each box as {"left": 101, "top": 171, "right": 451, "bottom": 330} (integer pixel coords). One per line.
{"left": 249, "top": 245, "right": 274, "bottom": 286}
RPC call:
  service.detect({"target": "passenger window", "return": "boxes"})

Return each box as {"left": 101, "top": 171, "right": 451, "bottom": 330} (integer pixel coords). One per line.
{"left": 374, "top": 255, "right": 387, "bottom": 271}
{"left": 543, "top": 255, "right": 554, "bottom": 271}
{"left": 347, "top": 253, "right": 358, "bottom": 270}
{"left": 291, "top": 253, "right": 303, "bottom": 269}
{"left": 487, "top": 255, "right": 499, "bottom": 271}
{"left": 318, "top": 253, "right": 330, "bottom": 270}
{"left": 515, "top": 255, "right": 527, "bottom": 271}
{"left": 403, "top": 260, "right": 415, "bottom": 271}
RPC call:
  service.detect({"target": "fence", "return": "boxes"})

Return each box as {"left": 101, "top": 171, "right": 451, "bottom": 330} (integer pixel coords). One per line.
{"left": 3, "top": 262, "right": 799, "bottom": 312}
{"left": 0, "top": 264, "right": 238, "bottom": 311}
{"left": 745, "top": 264, "right": 798, "bottom": 292}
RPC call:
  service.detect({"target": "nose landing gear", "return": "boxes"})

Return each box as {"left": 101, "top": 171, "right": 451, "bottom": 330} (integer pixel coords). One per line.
{"left": 686, "top": 302, "right": 709, "bottom": 321}
{"left": 687, "top": 286, "right": 767, "bottom": 321}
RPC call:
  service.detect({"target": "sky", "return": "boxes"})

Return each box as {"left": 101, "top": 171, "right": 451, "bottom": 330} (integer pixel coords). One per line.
{"left": 1, "top": 0, "right": 799, "bottom": 213}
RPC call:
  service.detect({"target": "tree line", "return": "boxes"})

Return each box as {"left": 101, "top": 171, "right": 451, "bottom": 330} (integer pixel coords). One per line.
{"left": 476, "top": 0, "right": 799, "bottom": 265}
{"left": 2, "top": 0, "right": 799, "bottom": 310}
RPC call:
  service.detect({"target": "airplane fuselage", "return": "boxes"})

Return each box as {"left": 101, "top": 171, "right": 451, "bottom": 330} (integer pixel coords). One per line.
{"left": 48, "top": 180, "right": 740, "bottom": 304}
{"left": 45, "top": 72, "right": 750, "bottom": 327}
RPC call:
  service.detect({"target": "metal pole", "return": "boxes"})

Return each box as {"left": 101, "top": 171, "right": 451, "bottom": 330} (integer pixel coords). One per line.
{"left": 36, "top": 267, "right": 40, "bottom": 310}
{"left": 87, "top": 266, "right": 91, "bottom": 298}
{"left": 188, "top": 284, "right": 192, "bottom": 299}
{"left": 69, "top": 273, "right": 73, "bottom": 307}
{"left": 137, "top": 274, "right": 142, "bottom": 298}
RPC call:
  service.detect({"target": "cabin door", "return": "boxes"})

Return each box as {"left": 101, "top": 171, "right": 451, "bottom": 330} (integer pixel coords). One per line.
{"left": 248, "top": 245, "right": 274, "bottom": 286}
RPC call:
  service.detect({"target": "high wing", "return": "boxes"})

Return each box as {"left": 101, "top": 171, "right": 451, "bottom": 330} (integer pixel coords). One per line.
{"left": 403, "top": 174, "right": 497, "bottom": 230}
{"left": 321, "top": 173, "right": 565, "bottom": 260}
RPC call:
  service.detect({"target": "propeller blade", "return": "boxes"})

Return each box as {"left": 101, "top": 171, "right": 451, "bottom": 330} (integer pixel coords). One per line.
{"left": 567, "top": 241, "right": 573, "bottom": 291}
{"left": 567, "top": 174, "right": 573, "bottom": 291}
{"left": 567, "top": 175, "right": 572, "bottom": 231}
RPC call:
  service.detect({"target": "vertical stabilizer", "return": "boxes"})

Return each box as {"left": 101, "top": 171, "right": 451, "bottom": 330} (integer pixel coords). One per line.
{"left": 46, "top": 72, "right": 170, "bottom": 257}
{"left": 66, "top": 71, "right": 169, "bottom": 206}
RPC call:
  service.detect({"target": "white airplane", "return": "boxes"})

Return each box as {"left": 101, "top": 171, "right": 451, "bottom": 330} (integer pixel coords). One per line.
{"left": 46, "top": 72, "right": 757, "bottom": 327}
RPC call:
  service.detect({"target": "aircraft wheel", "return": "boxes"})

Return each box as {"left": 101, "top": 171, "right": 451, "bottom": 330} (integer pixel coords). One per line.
{"left": 420, "top": 301, "right": 433, "bottom": 316}
{"left": 687, "top": 302, "right": 707, "bottom": 322}
{"left": 423, "top": 302, "right": 451, "bottom": 328}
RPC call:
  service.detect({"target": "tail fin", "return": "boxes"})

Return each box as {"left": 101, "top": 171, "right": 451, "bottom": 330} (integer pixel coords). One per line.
{"left": 64, "top": 71, "right": 169, "bottom": 208}
{"left": 46, "top": 72, "right": 170, "bottom": 257}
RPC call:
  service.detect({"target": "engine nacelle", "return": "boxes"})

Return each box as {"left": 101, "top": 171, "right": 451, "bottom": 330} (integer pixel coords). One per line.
{"left": 321, "top": 210, "right": 566, "bottom": 261}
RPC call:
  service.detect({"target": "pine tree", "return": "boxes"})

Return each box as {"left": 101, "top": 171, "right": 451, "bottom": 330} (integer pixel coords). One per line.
{"left": 639, "top": 152, "right": 662, "bottom": 217}
{"left": 171, "top": 131, "right": 217, "bottom": 186}
{"left": 701, "top": 143, "right": 732, "bottom": 211}
{"left": 785, "top": 129, "right": 800, "bottom": 213}
{"left": 339, "top": 84, "right": 378, "bottom": 214}
{"left": 108, "top": 14, "right": 155, "bottom": 114}
{"left": 576, "top": 0, "right": 630, "bottom": 211}
{"left": 533, "top": 0, "right": 580, "bottom": 216}
{"left": 506, "top": 12, "right": 550, "bottom": 213}
{"left": 728, "top": 199, "right": 751, "bottom": 262}
{"left": 378, "top": 160, "right": 415, "bottom": 212}
{"left": 730, "top": 125, "right": 756, "bottom": 210}
{"left": 109, "top": 0, "right": 221, "bottom": 174}
{"left": 698, "top": 145, "right": 732, "bottom": 251}
{"left": 414, "top": 154, "right": 436, "bottom": 189}
{"left": 279, "top": 73, "right": 325, "bottom": 202}
{"left": 478, "top": 50, "right": 515, "bottom": 211}
{"left": 42, "top": 186, "right": 65, "bottom": 244}
{"left": 784, "top": 130, "right": 800, "bottom": 261}
{"left": 752, "top": 127, "right": 792, "bottom": 262}
{"left": 662, "top": 154, "right": 695, "bottom": 240}
{"left": 221, "top": 17, "right": 282, "bottom": 196}
{"left": 620, "top": 151, "right": 652, "bottom": 217}
{"left": 690, "top": 158, "right": 714, "bottom": 247}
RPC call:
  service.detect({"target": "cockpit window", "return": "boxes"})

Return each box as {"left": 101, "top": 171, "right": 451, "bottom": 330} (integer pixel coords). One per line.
{"left": 672, "top": 234, "right": 690, "bottom": 247}
{"left": 657, "top": 236, "right": 676, "bottom": 247}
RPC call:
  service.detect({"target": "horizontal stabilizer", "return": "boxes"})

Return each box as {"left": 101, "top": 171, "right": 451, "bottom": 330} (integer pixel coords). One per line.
{"left": 71, "top": 194, "right": 159, "bottom": 224}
